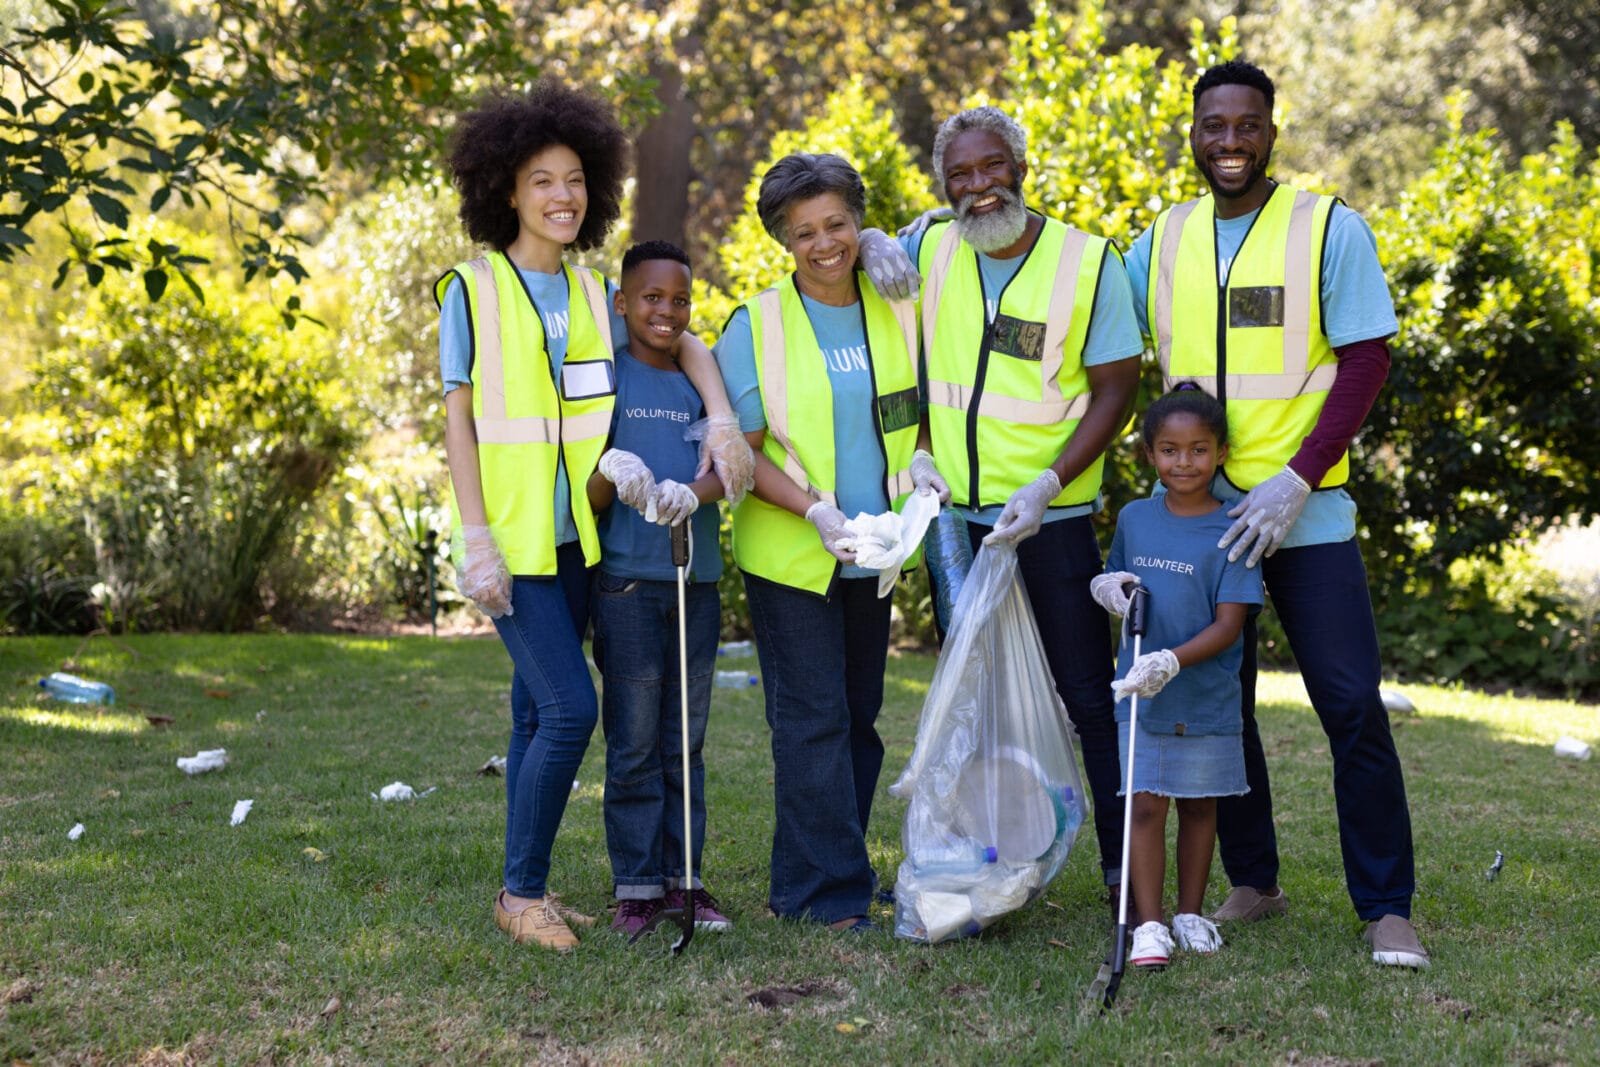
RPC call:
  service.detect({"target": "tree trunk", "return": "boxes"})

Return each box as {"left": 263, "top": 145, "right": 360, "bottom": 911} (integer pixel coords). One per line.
{"left": 631, "top": 57, "right": 695, "bottom": 248}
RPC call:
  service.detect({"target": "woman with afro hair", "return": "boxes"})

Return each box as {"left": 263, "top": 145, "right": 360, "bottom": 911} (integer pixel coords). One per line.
{"left": 436, "top": 80, "right": 750, "bottom": 951}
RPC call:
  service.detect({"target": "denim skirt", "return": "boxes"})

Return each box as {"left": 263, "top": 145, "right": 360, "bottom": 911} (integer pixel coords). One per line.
{"left": 1116, "top": 718, "right": 1249, "bottom": 799}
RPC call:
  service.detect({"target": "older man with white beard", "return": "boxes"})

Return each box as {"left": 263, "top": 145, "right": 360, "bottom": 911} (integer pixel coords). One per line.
{"left": 858, "top": 105, "right": 1143, "bottom": 906}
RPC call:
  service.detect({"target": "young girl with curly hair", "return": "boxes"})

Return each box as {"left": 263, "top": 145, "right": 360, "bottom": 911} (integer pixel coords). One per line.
{"left": 436, "top": 81, "right": 748, "bottom": 951}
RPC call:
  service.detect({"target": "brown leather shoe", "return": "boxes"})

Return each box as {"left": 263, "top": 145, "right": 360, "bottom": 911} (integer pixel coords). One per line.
{"left": 495, "top": 891, "right": 579, "bottom": 951}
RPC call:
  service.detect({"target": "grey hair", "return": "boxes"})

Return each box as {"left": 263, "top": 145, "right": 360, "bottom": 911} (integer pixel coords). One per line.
{"left": 931, "top": 105, "right": 1028, "bottom": 182}
{"left": 756, "top": 152, "right": 867, "bottom": 246}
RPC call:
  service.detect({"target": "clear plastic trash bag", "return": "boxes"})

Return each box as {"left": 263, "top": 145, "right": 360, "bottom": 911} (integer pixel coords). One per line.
{"left": 888, "top": 540, "right": 1088, "bottom": 943}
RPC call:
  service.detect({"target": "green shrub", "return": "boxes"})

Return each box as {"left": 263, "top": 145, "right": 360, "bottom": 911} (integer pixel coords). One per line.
{"left": 15, "top": 267, "right": 355, "bottom": 630}
{"left": 0, "top": 508, "right": 96, "bottom": 635}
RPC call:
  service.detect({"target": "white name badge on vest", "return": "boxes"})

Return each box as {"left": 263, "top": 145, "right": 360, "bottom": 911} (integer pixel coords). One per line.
{"left": 560, "top": 359, "right": 617, "bottom": 401}
{"left": 1229, "top": 286, "right": 1286, "bottom": 328}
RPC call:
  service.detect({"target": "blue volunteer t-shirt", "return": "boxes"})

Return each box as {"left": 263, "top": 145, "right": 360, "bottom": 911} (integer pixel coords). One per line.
{"left": 597, "top": 352, "right": 722, "bottom": 584}
{"left": 439, "top": 265, "right": 627, "bottom": 548}
{"left": 714, "top": 289, "right": 888, "bottom": 580}
{"left": 898, "top": 226, "right": 1145, "bottom": 526}
{"left": 1125, "top": 195, "right": 1400, "bottom": 548}
{"left": 1106, "top": 497, "right": 1264, "bottom": 736}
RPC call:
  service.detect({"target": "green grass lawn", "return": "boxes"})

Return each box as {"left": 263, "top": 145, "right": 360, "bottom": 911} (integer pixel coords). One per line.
{"left": 2, "top": 633, "right": 1597, "bottom": 1065}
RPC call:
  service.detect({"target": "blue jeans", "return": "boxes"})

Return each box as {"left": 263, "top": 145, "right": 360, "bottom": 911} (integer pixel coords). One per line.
{"left": 493, "top": 542, "right": 598, "bottom": 899}
{"left": 1217, "top": 538, "right": 1416, "bottom": 920}
{"left": 961, "top": 515, "right": 1125, "bottom": 884}
{"left": 744, "top": 572, "right": 891, "bottom": 923}
{"left": 591, "top": 572, "right": 719, "bottom": 899}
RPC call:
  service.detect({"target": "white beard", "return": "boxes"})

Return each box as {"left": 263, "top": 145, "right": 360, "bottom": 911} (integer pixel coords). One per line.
{"left": 955, "top": 185, "right": 1028, "bottom": 253}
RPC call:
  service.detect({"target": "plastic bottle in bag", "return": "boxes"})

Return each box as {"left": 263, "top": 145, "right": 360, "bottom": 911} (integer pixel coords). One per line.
{"left": 714, "top": 670, "right": 758, "bottom": 689}
{"left": 910, "top": 843, "right": 998, "bottom": 878}
{"left": 38, "top": 672, "right": 115, "bottom": 705}
{"left": 924, "top": 509, "right": 974, "bottom": 634}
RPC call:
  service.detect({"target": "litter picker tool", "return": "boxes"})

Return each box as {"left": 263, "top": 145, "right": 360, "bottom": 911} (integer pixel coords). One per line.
{"left": 630, "top": 518, "right": 696, "bottom": 955}
{"left": 1087, "top": 584, "right": 1150, "bottom": 1011}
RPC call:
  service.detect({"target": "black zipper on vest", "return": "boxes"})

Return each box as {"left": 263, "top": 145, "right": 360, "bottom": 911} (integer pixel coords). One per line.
{"left": 1213, "top": 184, "right": 1279, "bottom": 408}
{"left": 964, "top": 216, "right": 1043, "bottom": 510}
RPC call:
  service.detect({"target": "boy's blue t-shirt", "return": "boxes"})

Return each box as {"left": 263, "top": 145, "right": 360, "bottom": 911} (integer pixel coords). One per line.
{"left": 898, "top": 226, "right": 1145, "bottom": 526}
{"left": 1106, "top": 497, "right": 1264, "bottom": 736}
{"left": 596, "top": 351, "right": 722, "bottom": 584}
{"left": 439, "top": 266, "right": 627, "bottom": 548}
{"left": 714, "top": 289, "right": 888, "bottom": 580}
{"left": 1124, "top": 196, "right": 1400, "bottom": 548}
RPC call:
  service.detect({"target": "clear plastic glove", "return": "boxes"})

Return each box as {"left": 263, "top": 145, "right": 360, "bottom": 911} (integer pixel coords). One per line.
{"left": 453, "top": 524, "right": 513, "bottom": 618}
{"left": 1089, "top": 571, "right": 1140, "bottom": 617}
{"left": 910, "top": 449, "right": 950, "bottom": 504}
{"left": 983, "top": 469, "right": 1061, "bottom": 545}
{"left": 598, "top": 448, "right": 656, "bottom": 513}
{"left": 897, "top": 205, "right": 954, "bottom": 239}
{"left": 1219, "top": 466, "right": 1311, "bottom": 567}
{"left": 647, "top": 479, "right": 699, "bottom": 526}
{"left": 857, "top": 227, "right": 921, "bottom": 302}
{"left": 805, "top": 501, "right": 857, "bottom": 564}
{"left": 689, "top": 413, "right": 755, "bottom": 506}
{"left": 1112, "top": 648, "right": 1180, "bottom": 701}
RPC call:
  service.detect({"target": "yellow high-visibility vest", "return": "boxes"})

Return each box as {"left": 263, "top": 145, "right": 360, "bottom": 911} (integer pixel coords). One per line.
{"left": 731, "top": 274, "right": 920, "bottom": 596}
{"left": 434, "top": 253, "right": 615, "bottom": 574}
{"left": 1148, "top": 184, "right": 1345, "bottom": 490}
{"left": 919, "top": 216, "right": 1109, "bottom": 509}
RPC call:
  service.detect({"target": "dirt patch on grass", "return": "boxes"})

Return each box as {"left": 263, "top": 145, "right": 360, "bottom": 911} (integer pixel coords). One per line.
{"left": 746, "top": 979, "right": 844, "bottom": 1009}
{"left": 2, "top": 976, "right": 40, "bottom": 1004}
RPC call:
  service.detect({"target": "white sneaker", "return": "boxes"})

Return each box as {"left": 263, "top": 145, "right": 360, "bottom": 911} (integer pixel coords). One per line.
{"left": 1130, "top": 921, "right": 1174, "bottom": 968}
{"left": 1173, "top": 912, "right": 1223, "bottom": 953}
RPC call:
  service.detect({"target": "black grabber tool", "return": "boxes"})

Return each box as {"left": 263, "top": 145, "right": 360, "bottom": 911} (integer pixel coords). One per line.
{"left": 630, "top": 519, "right": 696, "bottom": 955}
{"left": 1088, "top": 584, "right": 1151, "bottom": 1011}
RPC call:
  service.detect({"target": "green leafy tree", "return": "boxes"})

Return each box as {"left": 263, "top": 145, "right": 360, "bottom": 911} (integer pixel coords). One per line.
{"left": 0, "top": 0, "right": 611, "bottom": 306}
{"left": 1359, "top": 103, "right": 1600, "bottom": 612}
{"left": 700, "top": 76, "right": 939, "bottom": 333}
{"left": 1006, "top": 0, "right": 1235, "bottom": 251}
{"left": 19, "top": 252, "right": 355, "bottom": 629}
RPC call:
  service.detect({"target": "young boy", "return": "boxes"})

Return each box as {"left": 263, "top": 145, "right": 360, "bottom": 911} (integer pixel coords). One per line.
{"left": 586, "top": 240, "right": 732, "bottom": 936}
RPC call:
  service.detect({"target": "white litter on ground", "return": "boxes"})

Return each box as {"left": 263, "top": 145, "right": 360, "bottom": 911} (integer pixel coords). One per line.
{"left": 1554, "top": 736, "right": 1593, "bottom": 760}
{"left": 67, "top": 823, "right": 85, "bottom": 841}
{"left": 230, "top": 799, "right": 253, "bottom": 826}
{"left": 372, "top": 781, "right": 436, "bottom": 801}
{"left": 177, "top": 748, "right": 228, "bottom": 775}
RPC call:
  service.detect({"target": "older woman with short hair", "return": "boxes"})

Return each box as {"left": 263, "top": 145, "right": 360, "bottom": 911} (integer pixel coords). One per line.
{"left": 714, "top": 153, "right": 938, "bottom": 929}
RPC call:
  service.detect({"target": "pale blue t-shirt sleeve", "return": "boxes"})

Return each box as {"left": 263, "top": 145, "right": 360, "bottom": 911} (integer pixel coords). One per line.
{"left": 1084, "top": 251, "right": 1145, "bottom": 366}
{"left": 1217, "top": 550, "right": 1265, "bottom": 608}
{"left": 1126, "top": 225, "right": 1156, "bottom": 339}
{"left": 711, "top": 307, "right": 768, "bottom": 434}
{"left": 1123, "top": 204, "right": 1398, "bottom": 346}
{"left": 439, "top": 276, "right": 473, "bottom": 394}
{"left": 1321, "top": 206, "right": 1398, "bottom": 346}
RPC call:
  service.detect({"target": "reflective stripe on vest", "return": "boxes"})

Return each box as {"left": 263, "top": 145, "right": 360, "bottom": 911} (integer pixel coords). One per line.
{"left": 732, "top": 274, "right": 919, "bottom": 596}
{"left": 1149, "top": 185, "right": 1344, "bottom": 489}
{"left": 435, "top": 253, "right": 615, "bottom": 574}
{"left": 919, "top": 216, "right": 1106, "bottom": 509}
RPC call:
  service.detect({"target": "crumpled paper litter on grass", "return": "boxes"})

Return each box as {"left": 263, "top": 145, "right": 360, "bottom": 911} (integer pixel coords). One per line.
{"left": 177, "top": 748, "right": 228, "bottom": 775}
{"left": 230, "top": 799, "right": 253, "bottom": 826}
{"left": 67, "top": 823, "right": 85, "bottom": 840}
{"left": 372, "top": 781, "right": 436, "bottom": 801}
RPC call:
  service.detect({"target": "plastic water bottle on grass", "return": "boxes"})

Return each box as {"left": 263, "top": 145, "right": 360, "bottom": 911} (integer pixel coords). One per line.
{"left": 39, "top": 672, "right": 115, "bottom": 705}
{"left": 714, "top": 670, "right": 758, "bottom": 689}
